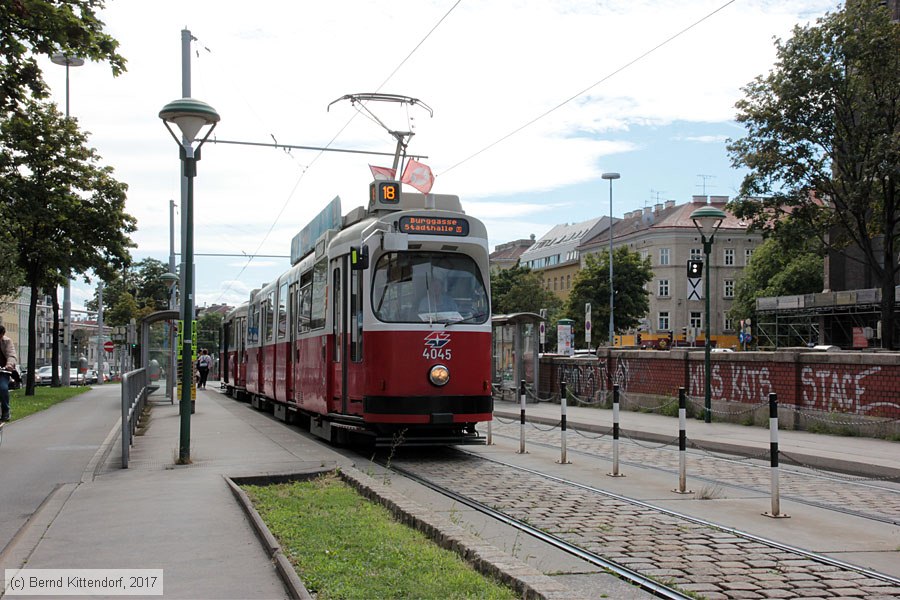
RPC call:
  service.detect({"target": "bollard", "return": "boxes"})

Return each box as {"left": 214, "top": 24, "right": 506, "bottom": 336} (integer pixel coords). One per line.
{"left": 763, "top": 392, "right": 789, "bottom": 518}
{"left": 558, "top": 381, "right": 571, "bottom": 464}
{"left": 673, "top": 387, "right": 692, "bottom": 494}
{"left": 487, "top": 418, "right": 493, "bottom": 445}
{"left": 517, "top": 379, "right": 527, "bottom": 454}
{"left": 607, "top": 384, "right": 624, "bottom": 477}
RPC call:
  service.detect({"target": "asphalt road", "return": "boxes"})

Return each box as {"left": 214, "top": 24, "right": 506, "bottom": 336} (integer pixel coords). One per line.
{"left": 0, "top": 384, "right": 121, "bottom": 553}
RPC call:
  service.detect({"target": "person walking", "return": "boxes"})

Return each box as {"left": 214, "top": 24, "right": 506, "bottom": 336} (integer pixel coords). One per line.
{"left": 0, "top": 324, "right": 18, "bottom": 422}
{"left": 197, "top": 348, "right": 213, "bottom": 389}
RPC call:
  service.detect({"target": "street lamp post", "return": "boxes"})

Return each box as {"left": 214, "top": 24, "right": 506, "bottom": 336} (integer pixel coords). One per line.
{"left": 601, "top": 172, "right": 620, "bottom": 346}
{"left": 159, "top": 98, "right": 220, "bottom": 463}
{"left": 51, "top": 52, "right": 84, "bottom": 386}
{"left": 690, "top": 205, "right": 726, "bottom": 423}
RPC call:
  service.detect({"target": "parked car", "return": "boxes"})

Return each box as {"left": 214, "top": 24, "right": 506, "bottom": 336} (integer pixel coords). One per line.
{"left": 36, "top": 365, "right": 62, "bottom": 385}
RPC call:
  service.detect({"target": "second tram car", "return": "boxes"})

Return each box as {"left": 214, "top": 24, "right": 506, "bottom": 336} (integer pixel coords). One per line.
{"left": 232, "top": 182, "right": 492, "bottom": 445}
{"left": 222, "top": 302, "right": 248, "bottom": 399}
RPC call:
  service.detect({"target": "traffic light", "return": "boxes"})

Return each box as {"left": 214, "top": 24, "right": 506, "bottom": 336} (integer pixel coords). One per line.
{"left": 56, "top": 328, "right": 65, "bottom": 345}
{"left": 687, "top": 260, "right": 703, "bottom": 278}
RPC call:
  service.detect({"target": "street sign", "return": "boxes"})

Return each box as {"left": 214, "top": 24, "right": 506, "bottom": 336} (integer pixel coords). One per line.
{"left": 687, "top": 278, "right": 703, "bottom": 300}
{"left": 103, "top": 340, "right": 115, "bottom": 353}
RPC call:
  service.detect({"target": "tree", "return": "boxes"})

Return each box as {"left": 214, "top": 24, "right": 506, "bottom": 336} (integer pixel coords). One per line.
{"left": 728, "top": 238, "right": 824, "bottom": 324}
{"left": 727, "top": 0, "right": 900, "bottom": 348}
{"left": 0, "top": 0, "right": 126, "bottom": 113}
{"left": 0, "top": 236, "right": 24, "bottom": 298}
{"left": 564, "top": 248, "right": 652, "bottom": 348}
{"left": 87, "top": 258, "right": 172, "bottom": 324}
{"left": 197, "top": 311, "right": 223, "bottom": 356}
{"left": 491, "top": 265, "right": 561, "bottom": 315}
{"left": 0, "top": 99, "right": 135, "bottom": 394}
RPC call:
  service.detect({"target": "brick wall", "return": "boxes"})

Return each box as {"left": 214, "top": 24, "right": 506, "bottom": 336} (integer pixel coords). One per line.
{"left": 540, "top": 349, "right": 900, "bottom": 420}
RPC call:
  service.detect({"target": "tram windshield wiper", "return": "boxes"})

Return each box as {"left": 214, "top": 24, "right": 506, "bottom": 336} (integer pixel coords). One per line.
{"left": 444, "top": 313, "right": 487, "bottom": 327}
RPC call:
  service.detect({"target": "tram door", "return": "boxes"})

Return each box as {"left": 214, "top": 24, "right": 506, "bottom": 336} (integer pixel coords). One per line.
{"left": 331, "top": 257, "right": 349, "bottom": 414}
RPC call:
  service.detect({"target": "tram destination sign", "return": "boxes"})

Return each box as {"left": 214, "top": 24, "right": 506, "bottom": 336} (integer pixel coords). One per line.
{"left": 398, "top": 216, "right": 469, "bottom": 236}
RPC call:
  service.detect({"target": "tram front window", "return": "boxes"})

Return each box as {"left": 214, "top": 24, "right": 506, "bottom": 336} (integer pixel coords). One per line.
{"left": 372, "top": 252, "right": 489, "bottom": 324}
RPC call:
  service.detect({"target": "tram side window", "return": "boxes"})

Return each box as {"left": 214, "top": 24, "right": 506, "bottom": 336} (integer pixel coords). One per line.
{"left": 350, "top": 268, "right": 362, "bottom": 361}
{"left": 277, "top": 283, "right": 288, "bottom": 339}
{"left": 265, "top": 291, "right": 275, "bottom": 342}
{"left": 298, "top": 284, "right": 311, "bottom": 333}
{"left": 248, "top": 304, "right": 260, "bottom": 345}
{"left": 311, "top": 258, "right": 327, "bottom": 330}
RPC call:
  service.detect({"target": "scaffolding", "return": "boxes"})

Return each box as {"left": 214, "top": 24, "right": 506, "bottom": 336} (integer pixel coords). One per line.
{"left": 755, "top": 287, "right": 899, "bottom": 349}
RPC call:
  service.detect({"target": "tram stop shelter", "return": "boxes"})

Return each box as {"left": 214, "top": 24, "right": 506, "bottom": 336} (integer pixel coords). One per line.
{"left": 491, "top": 312, "right": 543, "bottom": 402}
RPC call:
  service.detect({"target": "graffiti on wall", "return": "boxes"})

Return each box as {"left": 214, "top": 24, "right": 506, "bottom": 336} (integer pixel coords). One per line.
{"left": 689, "top": 364, "right": 774, "bottom": 404}
{"left": 555, "top": 359, "right": 635, "bottom": 401}
{"left": 800, "top": 366, "right": 884, "bottom": 414}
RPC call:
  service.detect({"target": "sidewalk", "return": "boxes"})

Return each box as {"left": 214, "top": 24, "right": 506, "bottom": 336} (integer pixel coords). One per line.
{"left": 492, "top": 399, "right": 900, "bottom": 479}
{"left": 1, "top": 386, "right": 352, "bottom": 599}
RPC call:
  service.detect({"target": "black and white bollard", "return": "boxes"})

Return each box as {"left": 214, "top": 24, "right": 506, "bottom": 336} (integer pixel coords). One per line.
{"left": 673, "top": 387, "right": 692, "bottom": 494}
{"left": 558, "top": 381, "right": 571, "bottom": 464}
{"left": 517, "top": 379, "right": 527, "bottom": 454}
{"left": 487, "top": 415, "right": 493, "bottom": 445}
{"left": 763, "top": 392, "right": 789, "bottom": 518}
{"left": 607, "top": 384, "right": 624, "bottom": 477}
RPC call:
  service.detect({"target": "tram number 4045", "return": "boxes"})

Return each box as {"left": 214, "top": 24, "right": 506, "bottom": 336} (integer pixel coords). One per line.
{"left": 423, "top": 348, "right": 452, "bottom": 360}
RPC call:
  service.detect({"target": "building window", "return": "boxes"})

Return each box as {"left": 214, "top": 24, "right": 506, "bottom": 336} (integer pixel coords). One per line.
{"left": 724, "top": 279, "right": 734, "bottom": 298}
{"left": 690, "top": 311, "right": 702, "bottom": 329}
{"left": 640, "top": 250, "right": 649, "bottom": 262}
{"left": 553, "top": 277, "right": 558, "bottom": 290}
{"left": 658, "top": 312, "right": 670, "bottom": 331}
{"left": 724, "top": 248, "right": 735, "bottom": 266}
{"left": 745, "top": 248, "right": 754, "bottom": 265}
{"left": 690, "top": 247, "right": 702, "bottom": 261}
{"left": 658, "top": 279, "right": 669, "bottom": 297}
{"left": 724, "top": 317, "right": 734, "bottom": 331}
{"left": 659, "top": 248, "right": 670, "bottom": 266}
{"left": 566, "top": 274, "right": 571, "bottom": 289}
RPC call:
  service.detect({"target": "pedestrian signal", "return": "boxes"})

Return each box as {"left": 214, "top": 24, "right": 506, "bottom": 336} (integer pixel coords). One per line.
{"left": 687, "top": 260, "right": 703, "bottom": 278}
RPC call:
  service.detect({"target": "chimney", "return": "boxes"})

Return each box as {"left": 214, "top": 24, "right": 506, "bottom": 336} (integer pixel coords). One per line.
{"left": 643, "top": 207, "right": 653, "bottom": 215}
{"left": 654, "top": 203, "right": 663, "bottom": 213}
{"left": 710, "top": 195, "right": 728, "bottom": 205}
{"left": 692, "top": 195, "right": 708, "bottom": 204}
{"left": 665, "top": 200, "right": 675, "bottom": 209}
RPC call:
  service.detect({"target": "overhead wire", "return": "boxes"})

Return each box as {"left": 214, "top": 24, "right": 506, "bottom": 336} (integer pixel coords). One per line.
{"left": 438, "top": 0, "right": 739, "bottom": 177}
{"left": 212, "top": 1, "right": 462, "bottom": 304}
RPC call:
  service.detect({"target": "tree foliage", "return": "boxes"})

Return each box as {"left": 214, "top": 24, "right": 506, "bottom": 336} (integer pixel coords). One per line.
{"left": 0, "top": 99, "right": 135, "bottom": 392}
{"left": 490, "top": 265, "right": 561, "bottom": 315}
{"left": 564, "top": 248, "right": 652, "bottom": 348}
{"left": 197, "top": 311, "right": 223, "bottom": 355}
{"left": 728, "top": 238, "right": 824, "bottom": 323}
{"left": 0, "top": 0, "right": 126, "bottom": 112}
{"left": 727, "top": 0, "right": 900, "bottom": 348}
{"left": 86, "top": 258, "right": 172, "bottom": 325}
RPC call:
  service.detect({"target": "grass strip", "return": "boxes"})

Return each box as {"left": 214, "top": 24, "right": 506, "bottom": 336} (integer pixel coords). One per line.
{"left": 243, "top": 473, "right": 517, "bottom": 600}
{"left": 9, "top": 385, "right": 92, "bottom": 420}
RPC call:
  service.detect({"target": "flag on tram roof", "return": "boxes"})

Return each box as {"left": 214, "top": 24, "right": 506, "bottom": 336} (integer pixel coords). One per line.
{"left": 401, "top": 158, "right": 434, "bottom": 194}
{"left": 369, "top": 164, "right": 396, "bottom": 181}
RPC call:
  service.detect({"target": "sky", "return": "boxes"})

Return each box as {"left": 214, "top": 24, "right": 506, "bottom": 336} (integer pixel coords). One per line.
{"left": 39, "top": 0, "right": 842, "bottom": 313}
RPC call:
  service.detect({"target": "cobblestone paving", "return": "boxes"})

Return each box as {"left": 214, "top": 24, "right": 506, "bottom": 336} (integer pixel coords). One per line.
{"left": 490, "top": 419, "right": 900, "bottom": 524}
{"left": 393, "top": 453, "right": 900, "bottom": 599}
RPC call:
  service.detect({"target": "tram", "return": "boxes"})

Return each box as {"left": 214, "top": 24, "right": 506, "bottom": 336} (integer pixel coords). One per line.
{"left": 228, "top": 179, "right": 493, "bottom": 446}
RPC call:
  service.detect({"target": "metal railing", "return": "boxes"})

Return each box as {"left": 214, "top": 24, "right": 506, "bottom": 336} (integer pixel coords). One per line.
{"left": 121, "top": 368, "right": 148, "bottom": 468}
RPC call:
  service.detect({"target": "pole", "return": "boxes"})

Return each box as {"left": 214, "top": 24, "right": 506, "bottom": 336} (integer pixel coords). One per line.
{"left": 179, "top": 150, "right": 196, "bottom": 462}
{"left": 608, "top": 179, "right": 615, "bottom": 346}
{"left": 168, "top": 199, "right": 177, "bottom": 401}
{"left": 558, "top": 381, "right": 569, "bottom": 464}
{"left": 95, "top": 282, "right": 104, "bottom": 385}
{"left": 673, "top": 387, "right": 691, "bottom": 494}
{"left": 518, "top": 379, "right": 526, "bottom": 454}
{"left": 608, "top": 384, "right": 623, "bottom": 476}
{"left": 703, "top": 236, "right": 712, "bottom": 422}
{"left": 764, "top": 393, "right": 789, "bottom": 518}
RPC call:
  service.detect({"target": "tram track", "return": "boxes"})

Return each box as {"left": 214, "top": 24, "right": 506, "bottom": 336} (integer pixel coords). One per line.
{"left": 385, "top": 448, "right": 900, "bottom": 599}
{"left": 488, "top": 421, "right": 900, "bottom": 526}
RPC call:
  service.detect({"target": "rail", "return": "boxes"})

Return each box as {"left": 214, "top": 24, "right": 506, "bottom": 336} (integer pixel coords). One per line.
{"left": 121, "top": 368, "right": 148, "bottom": 468}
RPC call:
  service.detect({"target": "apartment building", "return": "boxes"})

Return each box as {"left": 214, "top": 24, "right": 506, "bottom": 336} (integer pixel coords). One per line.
{"left": 578, "top": 196, "right": 762, "bottom": 345}
{"left": 518, "top": 217, "right": 615, "bottom": 302}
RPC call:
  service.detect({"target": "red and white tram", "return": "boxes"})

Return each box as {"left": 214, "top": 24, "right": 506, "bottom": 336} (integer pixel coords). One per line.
{"left": 221, "top": 302, "right": 248, "bottom": 399}
{"left": 232, "top": 181, "right": 492, "bottom": 445}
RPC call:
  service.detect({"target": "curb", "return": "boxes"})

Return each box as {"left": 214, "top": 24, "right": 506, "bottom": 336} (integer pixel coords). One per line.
{"left": 226, "top": 466, "right": 582, "bottom": 600}
{"left": 493, "top": 409, "right": 900, "bottom": 481}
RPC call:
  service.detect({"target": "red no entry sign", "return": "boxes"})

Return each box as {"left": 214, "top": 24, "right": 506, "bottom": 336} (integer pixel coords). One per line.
{"left": 103, "top": 341, "right": 115, "bottom": 353}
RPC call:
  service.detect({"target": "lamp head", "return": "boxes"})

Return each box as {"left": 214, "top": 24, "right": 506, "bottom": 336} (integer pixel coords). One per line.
{"left": 601, "top": 172, "right": 621, "bottom": 180}
{"left": 690, "top": 205, "right": 727, "bottom": 237}
{"left": 51, "top": 53, "right": 84, "bottom": 67}
{"left": 159, "top": 98, "right": 220, "bottom": 143}
{"left": 160, "top": 272, "right": 179, "bottom": 290}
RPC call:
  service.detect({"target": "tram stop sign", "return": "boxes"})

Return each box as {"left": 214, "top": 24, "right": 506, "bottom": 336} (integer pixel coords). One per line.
{"left": 103, "top": 341, "right": 115, "bottom": 353}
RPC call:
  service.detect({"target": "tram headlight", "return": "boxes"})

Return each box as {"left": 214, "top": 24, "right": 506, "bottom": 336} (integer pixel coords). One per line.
{"left": 429, "top": 364, "right": 450, "bottom": 387}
